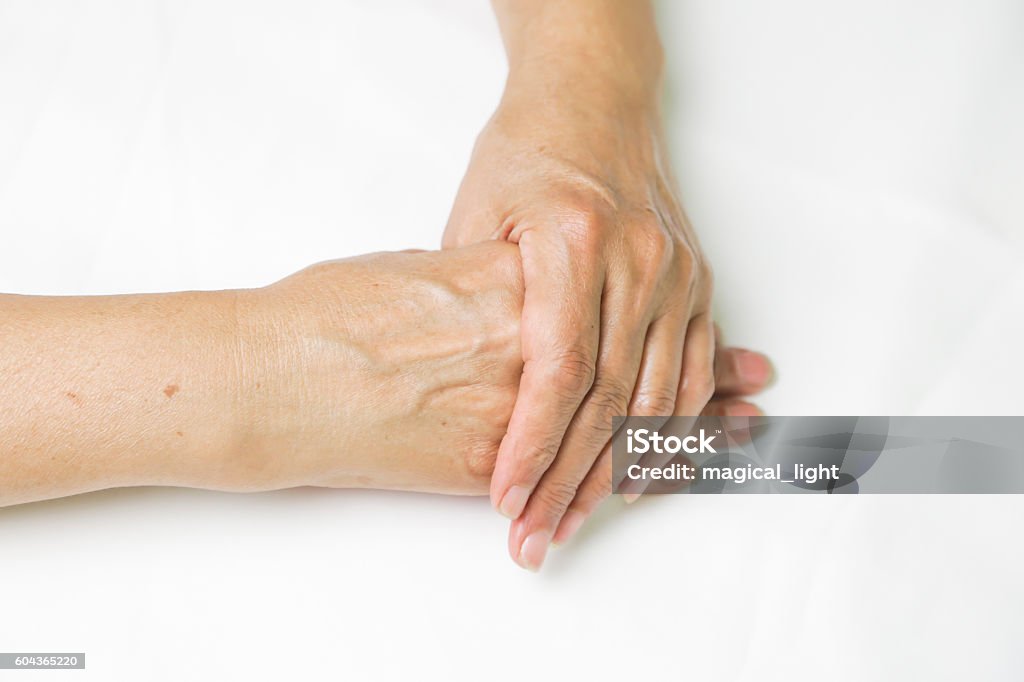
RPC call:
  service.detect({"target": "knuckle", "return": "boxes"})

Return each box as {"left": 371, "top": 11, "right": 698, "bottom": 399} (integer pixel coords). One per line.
{"left": 517, "top": 439, "right": 561, "bottom": 475}
{"left": 638, "top": 221, "right": 672, "bottom": 266}
{"left": 588, "top": 377, "right": 634, "bottom": 423}
{"left": 692, "top": 255, "right": 714, "bottom": 298}
{"left": 557, "top": 203, "right": 609, "bottom": 247}
{"left": 633, "top": 385, "right": 679, "bottom": 416}
{"left": 697, "top": 256, "right": 714, "bottom": 286}
{"left": 677, "top": 255, "right": 697, "bottom": 292}
{"left": 547, "top": 348, "right": 597, "bottom": 397}
{"left": 686, "top": 368, "right": 716, "bottom": 406}
{"left": 630, "top": 219, "right": 678, "bottom": 295}
{"left": 531, "top": 478, "right": 579, "bottom": 519}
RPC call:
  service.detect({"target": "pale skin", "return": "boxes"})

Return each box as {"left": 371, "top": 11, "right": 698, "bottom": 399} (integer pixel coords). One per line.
{"left": 2, "top": 1, "right": 771, "bottom": 572}
{"left": 0, "top": 244, "right": 771, "bottom": 517}
{"left": 446, "top": 0, "right": 717, "bottom": 569}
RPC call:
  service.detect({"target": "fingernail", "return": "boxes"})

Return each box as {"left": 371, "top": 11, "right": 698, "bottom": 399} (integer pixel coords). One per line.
{"left": 553, "top": 510, "right": 586, "bottom": 547}
{"left": 736, "top": 350, "right": 772, "bottom": 385}
{"left": 497, "top": 485, "right": 530, "bottom": 520}
{"left": 623, "top": 493, "right": 640, "bottom": 504}
{"left": 518, "top": 530, "right": 552, "bottom": 572}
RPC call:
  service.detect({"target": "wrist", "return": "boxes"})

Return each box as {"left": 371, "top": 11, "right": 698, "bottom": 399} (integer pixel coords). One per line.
{"left": 486, "top": 80, "right": 665, "bottom": 198}
{"left": 222, "top": 282, "right": 360, "bottom": 492}
{"left": 496, "top": 49, "right": 664, "bottom": 160}
{"left": 157, "top": 289, "right": 270, "bottom": 493}
{"left": 497, "top": 1, "right": 664, "bottom": 113}
{"left": 503, "top": 56, "right": 662, "bottom": 121}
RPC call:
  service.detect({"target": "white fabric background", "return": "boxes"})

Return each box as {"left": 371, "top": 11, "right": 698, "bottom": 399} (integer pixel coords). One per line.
{"left": 1, "top": 1, "right": 1021, "bottom": 680}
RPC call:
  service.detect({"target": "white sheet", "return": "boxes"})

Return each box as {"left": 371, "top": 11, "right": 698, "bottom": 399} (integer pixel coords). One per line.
{"left": 1, "top": 1, "right": 1021, "bottom": 679}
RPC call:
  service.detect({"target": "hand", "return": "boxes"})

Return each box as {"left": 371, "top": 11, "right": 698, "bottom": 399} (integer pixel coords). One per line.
{"left": 229, "top": 242, "right": 526, "bottom": 494}
{"left": 235, "top": 244, "right": 770, "bottom": 513}
{"left": 444, "top": 84, "right": 713, "bottom": 568}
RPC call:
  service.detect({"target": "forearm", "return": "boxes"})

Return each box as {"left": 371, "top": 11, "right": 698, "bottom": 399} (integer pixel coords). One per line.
{"left": 491, "top": 0, "right": 664, "bottom": 110}
{"left": 0, "top": 290, "right": 244, "bottom": 506}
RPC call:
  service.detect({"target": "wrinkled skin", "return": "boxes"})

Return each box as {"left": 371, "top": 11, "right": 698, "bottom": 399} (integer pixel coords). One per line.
{"left": 232, "top": 242, "right": 527, "bottom": 495}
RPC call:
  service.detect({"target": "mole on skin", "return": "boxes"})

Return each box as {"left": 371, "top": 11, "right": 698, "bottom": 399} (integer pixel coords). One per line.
{"left": 163, "top": 384, "right": 179, "bottom": 398}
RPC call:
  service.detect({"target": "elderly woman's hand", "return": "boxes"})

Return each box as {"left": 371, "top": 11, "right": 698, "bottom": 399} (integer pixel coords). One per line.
{"left": 242, "top": 244, "right": 771, "bottom": 525}
{"left": 444, "top": 0, "right": 715, "bottom": 569}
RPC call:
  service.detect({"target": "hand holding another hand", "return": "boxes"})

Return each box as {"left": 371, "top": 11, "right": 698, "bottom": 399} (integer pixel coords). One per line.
{"left": 2, "top": 242, "right": 771, "bottom": 553}
{"left": 231, "top": 244, "right": 769, "bottom": 519}
{"left": 444, "top": 64, "right": 718, "bottom": 568}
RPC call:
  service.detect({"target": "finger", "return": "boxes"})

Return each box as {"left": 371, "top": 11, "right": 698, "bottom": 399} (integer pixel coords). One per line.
{"left": 555, "top": 342, "right": 768, "bottom": 535}
{"left": 615, "top": 339, "right": 771, "bottom": 499}
{"left": 548, "top": 313, "right": 683, "bottom": 544}
{"left": 631, "top": 311, "right": 688, "bottom": 418}
{"left": 619, "top": 314, "right": 713, "bottom": 501}
{"left": 582, "top": 338, "right": 770, "bottom": 509}
{"left": 639, "top": 313, "right": 713, "bottom": 497}
{"left": 714, "top": 347, "right": 775, "bottom": 397}
{"left": 552, "top": 332, "right": 772, "bottom": 541}
{"left": 560, "top": 399, "right": 764, "bottom": 534}
{"left": 704, "top": 398, "right": 763, "bottom": 417}
{"left": 705, "top": 398, "right": 763, "bottom": 447}
{"left": 551, "top": 440, "right": 612, "bottom": 546}
{"left": 552, "top": 331, "right": 761, "bottom": 522}
{"left": 489, "top": 230, "right": 603, "bottom": 521}
{"left": 509, "top": 288, "right": 648, "bottom": 571}
{"left": 675, "top": 312, "right": 716, "bottom": 416}
{"left": 625, "top": 322, "right": 755, "bottom": 503}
